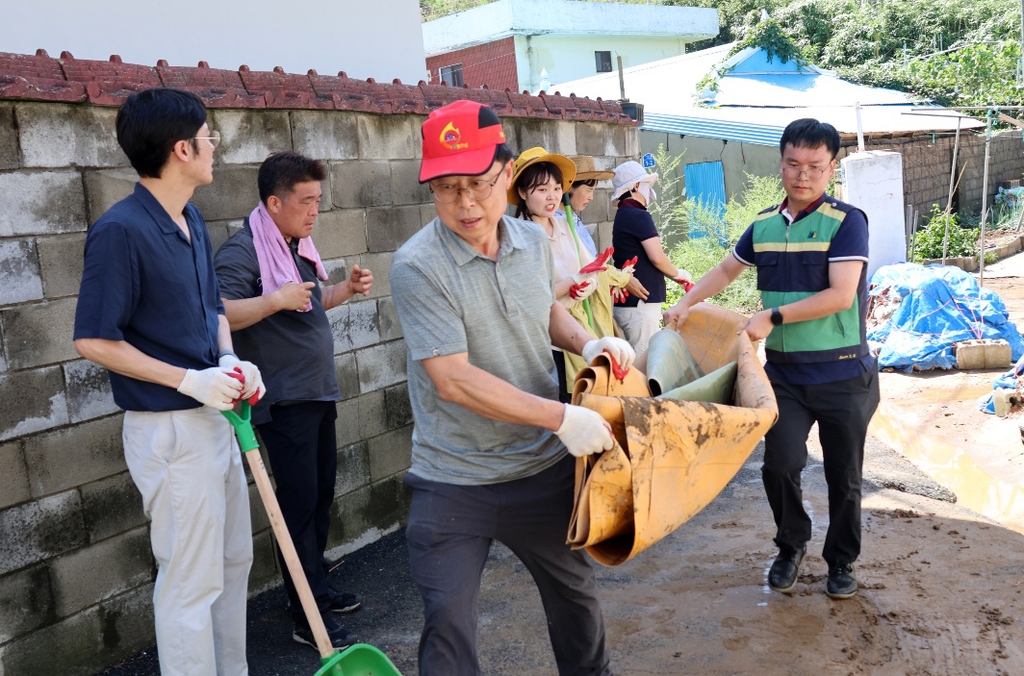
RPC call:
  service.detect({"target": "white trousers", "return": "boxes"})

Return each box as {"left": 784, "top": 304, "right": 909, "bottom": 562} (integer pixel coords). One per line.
{"left": 123, "top": 406, "right": 253, "bottom": 676}
{"left": 613, "top": 301, "right": 664, "bottom": 362}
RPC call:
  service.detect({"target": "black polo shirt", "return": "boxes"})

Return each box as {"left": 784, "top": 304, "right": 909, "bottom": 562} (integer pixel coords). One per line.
{"left": 612, "top": 199, "right": 666, "bottom": 307}
{"left": 74, "top": 183, "right": 224, "bottom": 412}
{"left": 214, "top": 222, "right": 340, "bottom": 426}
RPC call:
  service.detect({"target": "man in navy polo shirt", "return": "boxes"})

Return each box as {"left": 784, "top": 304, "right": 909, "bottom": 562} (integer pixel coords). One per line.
{"left": 664, "top": 118, "right": 880, "bottom": 600}
{"left": 74, "top": 88, "right": 264, "bottom": 676}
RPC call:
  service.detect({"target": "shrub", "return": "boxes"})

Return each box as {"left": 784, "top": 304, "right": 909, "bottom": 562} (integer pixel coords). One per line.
{"left": 911, "top": 206, "right": 978, "bottom": 262}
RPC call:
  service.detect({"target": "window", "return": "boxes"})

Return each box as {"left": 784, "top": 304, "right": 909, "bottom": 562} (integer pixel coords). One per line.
{"left": 595, "top": 51, "right": 612, "bottom": 73}
{"left": 439, "top": 64, "right": 464, "bottom": 87}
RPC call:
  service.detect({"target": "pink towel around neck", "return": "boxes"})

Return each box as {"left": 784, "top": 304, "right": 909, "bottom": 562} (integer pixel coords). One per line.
{"left": 248, "top": 202, "right": 329, "bottom": 312}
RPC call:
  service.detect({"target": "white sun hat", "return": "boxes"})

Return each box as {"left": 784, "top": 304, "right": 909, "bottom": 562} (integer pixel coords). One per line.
{"left": 610, "top": 160, "right": 658, "bottom": 202}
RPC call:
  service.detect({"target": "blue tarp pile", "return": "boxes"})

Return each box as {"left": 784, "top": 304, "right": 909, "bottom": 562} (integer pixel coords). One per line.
{"left": 867, "top": 263, "right": 1024, "bottom": 372}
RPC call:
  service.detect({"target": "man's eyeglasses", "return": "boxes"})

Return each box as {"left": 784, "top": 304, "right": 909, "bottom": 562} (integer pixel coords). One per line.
{"left": 193, "top": 130, "right": 221, "bottom": 149}
{"left": 780, "top": 163, "right": 830, "bottom": 180}
{"left": 429, "top": 172, "right": 502, "bottom": 204}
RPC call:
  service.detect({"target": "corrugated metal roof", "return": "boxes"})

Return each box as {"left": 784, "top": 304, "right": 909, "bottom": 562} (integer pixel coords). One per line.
{"left": 642, "top": 112, "right": 785, "bottom": 146}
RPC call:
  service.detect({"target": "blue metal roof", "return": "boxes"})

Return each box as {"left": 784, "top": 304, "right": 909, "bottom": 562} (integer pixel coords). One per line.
{"left": 642, "top": 111, "right": 785, "bottom": 146}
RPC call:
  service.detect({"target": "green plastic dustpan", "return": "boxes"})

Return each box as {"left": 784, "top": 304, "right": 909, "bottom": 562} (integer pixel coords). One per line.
{"left": 315, "top": 643, "right": 402, "bottom": 676}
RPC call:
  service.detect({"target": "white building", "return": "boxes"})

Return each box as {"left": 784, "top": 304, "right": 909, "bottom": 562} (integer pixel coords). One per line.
{"left": 422, "top": 0, "right": 718, "bottom": 93}
{"left": 1, "top": 0, "right": 428, "bottom": 84}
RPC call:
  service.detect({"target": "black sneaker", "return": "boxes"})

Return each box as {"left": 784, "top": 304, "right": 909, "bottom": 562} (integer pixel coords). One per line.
{"left": 329, "top": 590, "right": 363, "bottom": 614}
{"left": 826, "top": 562, "right": 858, "bottom": 599}
{"left": 292, "top": 614, "right": 356, "bottom": 651}
{"left": 767, "top": 545, "right": 806, "bottom": 593}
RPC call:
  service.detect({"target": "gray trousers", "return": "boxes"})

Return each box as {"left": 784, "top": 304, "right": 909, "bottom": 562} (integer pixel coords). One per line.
{"left": 405, "top": 457, "right": 612, "bottom": 676}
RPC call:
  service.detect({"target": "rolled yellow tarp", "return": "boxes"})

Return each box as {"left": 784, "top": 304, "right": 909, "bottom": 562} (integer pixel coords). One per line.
{"left": 567, "top": 304, "right": 778, "bottom": 567}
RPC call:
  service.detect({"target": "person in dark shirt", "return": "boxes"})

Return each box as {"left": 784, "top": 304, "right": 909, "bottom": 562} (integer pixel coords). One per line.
{"left": 73, "top": 87, "right": 263, "bottom": 676}
{"left": 664, "top": 118, "right": 879, "bottom": 600}
{"left": 610, "top": 161, "right": 691, "bottom": 360}
{"left": 215, "top": 152, "right": 372, "bottom": 650}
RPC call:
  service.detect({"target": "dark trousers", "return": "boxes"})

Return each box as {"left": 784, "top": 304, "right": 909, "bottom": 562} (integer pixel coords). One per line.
{"left": 553, "top": 349, "right": 572, "bottom": 403}
{"left": 257, "top": 401, "right": 338, "bottom": 619}
{"left": 405, "top": 457, "right": 611, "bottom": 676}
{"left": 762, "top": 366, "right": 880, "bottom": 567}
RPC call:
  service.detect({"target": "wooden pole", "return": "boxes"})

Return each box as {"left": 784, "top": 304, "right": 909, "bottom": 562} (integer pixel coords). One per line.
{"left": 979, "top": 109, "right": 993, "bottom": 286}
{"left": 942, "top": 116, "right": 962, "bottom": 264}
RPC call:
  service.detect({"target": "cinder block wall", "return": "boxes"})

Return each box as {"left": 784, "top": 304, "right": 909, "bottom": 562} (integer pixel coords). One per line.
{"left": 0, "top": 51, "right": 637, "bottom": 676}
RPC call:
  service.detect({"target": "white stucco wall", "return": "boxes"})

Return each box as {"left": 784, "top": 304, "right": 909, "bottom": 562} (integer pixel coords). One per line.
{"left": 1, "top": 0, "right": 428, "bottom": 83}
{"left": 517, "top": 34, "right": 691, "bottom": 94}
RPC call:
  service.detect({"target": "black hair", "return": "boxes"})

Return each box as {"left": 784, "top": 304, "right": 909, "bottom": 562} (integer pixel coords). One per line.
{"left": 513, "top": 162, "right": 563, "bottom": 220}
{"left": 494, "top": 143, "right": 514, "bottom": 166}
{"left": 779, "top": 118, "right": 840, "bottom": 159}
{"left": 115, "top": 88, "right": 207, "bottom": 178}
{"left": 571, "top": 179, "right": 597, "bottom": 191}
{"left": 258, "top": 152, "right": 327, "bottom": 204}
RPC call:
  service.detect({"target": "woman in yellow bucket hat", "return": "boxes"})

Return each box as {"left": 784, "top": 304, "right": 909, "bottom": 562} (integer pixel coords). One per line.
{"left": 510, "top": 147, "right": 633, "bottom": 400}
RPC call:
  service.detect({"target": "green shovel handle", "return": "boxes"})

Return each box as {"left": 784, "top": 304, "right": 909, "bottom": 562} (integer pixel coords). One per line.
{"left": 221, "top": 402, "right": 259, "bottom": 453}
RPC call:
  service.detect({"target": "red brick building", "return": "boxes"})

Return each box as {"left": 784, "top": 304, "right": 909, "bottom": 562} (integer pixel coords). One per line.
{"left": 426, "top": 37, "right": 518, "bottom": 92}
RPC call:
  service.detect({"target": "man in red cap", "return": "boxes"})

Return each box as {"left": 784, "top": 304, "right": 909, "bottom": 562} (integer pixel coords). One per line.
{"left": 390, "top": 99, "right": 627, "bottom": 675}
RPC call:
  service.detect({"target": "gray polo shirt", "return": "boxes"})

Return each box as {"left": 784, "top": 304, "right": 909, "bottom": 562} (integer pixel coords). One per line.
{"left": 390, "top": 215, "right": 567, "bottom": 485}
{"left": 214, "top": 223, "right": 341, "bottom": 425}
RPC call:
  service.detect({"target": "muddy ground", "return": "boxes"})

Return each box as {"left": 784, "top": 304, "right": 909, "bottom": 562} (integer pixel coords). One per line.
{"left": 100, "top": 256, "right": 1024, "bottom": 676}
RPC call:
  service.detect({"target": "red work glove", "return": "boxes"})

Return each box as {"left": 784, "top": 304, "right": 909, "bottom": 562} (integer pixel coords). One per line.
{"left": 226, "top": 368, "right": 262, "bottom": 406}
{"left": 569, "top": 275, "right": 598, "bottom": 301}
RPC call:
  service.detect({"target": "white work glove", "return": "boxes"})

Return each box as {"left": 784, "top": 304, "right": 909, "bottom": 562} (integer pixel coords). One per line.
{"left": 569, "top": 274, "right": 598, "bottom": 301}
{"left": 555, "top": 405, "right": 615, "bottom": 458}
{"left": 582, "top": 336, "right": 636, "bottom": 372}
{"left": 219, "top": 353, "right": 265, "bottom": 403}
{"left": 177, "top": 367, "right": 243, "bottom": 411}
{"left": 672, "top": 269, "right": 694, "bottom": 291}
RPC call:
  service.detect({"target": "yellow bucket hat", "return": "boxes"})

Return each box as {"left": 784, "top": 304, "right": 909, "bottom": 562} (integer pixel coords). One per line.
{"left": 508, "top": 146, "right": 577, "bottom": 205}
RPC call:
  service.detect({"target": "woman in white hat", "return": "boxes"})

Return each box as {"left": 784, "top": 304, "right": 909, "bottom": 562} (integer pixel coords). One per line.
{"left": 511, "top": 147, "right": 633, "bottom": 401}
{"left": 610, "top": 160, "right": 692, "bottom": 361}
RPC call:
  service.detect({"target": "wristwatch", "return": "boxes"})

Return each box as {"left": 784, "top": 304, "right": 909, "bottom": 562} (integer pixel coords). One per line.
{"left": 770, "top": 307, "right": 784, "bottom": 326}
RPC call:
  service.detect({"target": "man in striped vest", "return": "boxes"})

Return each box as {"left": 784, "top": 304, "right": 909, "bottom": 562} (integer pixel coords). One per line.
{"left": 663, "top": 118, "right": 880, "bottom": 600}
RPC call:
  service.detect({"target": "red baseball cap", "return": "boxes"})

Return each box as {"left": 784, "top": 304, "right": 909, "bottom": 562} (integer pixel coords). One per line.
{"left": 419, "top": 100, "right": 508, "bottom": 183}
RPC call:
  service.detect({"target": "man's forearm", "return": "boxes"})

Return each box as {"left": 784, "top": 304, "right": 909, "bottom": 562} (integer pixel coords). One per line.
{"left": 75, "top": 338, "right": 186, "bottom": 389}
{"left": 222, "top": 296, "right": 278, "bottom": 331}
{"left": 322, "top": 281, "right": 354, "bottom": 311}
{"left": 548, "top": 303, "right": 592, "bottom": 355}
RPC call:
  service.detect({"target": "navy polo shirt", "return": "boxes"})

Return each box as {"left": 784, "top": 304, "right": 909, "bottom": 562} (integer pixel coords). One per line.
{"left": 74, "top": 183, "right": 224, "bottom": 411}
{"left": 612, "top": 199, "right": 666, "bottom": 307}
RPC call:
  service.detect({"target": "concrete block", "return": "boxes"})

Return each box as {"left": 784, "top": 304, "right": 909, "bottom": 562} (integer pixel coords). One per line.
{"left": 327, "top": 297, "right": 380, "bottom": 354}
{"left": 79, "top": 472, "right": 146, "bottom": 542}
{"left": 208, "top": 109, "right": 292, "bottom": 165}
{"left": 314, "top": 208, "right": 368, "bottom": 260}
{"left": 335, "top": 352, "right": 359, "bottom": 401}
{"left": 249, "top": 529, "right": 279, "bottom": 593}
{"left": 49, "top": 526, "right": 153, "bottom": 617}
{"left": 625, "top": 127, "right": 639, "bottom": 158}
{"left": 419, "top": 204, "right": 437, "bottom": 227}
{"left": 367, "top": 426, "right": 413, "bottom": 481}
{"left": 0, "top": 238, "right": 44, "bottom": 305}
{"left": 83, "top": 167, "right": 137, "bottom": 223}
{"left": 583, "top": 189, "right": 611, "bottom": 224}
{"left": 390, "top": 159, "right": 431, "bottom": 206}
{"left": 191, "top": 165, "right": 261, "bottom": 221}
{"left": 0, "top": 328, "right": 6, "bottom": 372}
{"left": 0, "top": 366, "right": 69, "bottom": 441}
{"left": 0, "top": 490, "right": 86, "bottom": 576}
{"left": 385, "top": 382, "right": 413, "bottom": 431}
{"left": 64, "top": 359, "right": 118, "bottom": 423}
{"left": 328, "top": 473, "right": 408, "bottom": 551}
{"left": 0, "top": 170, "right": 88, "bottom": 236}
{"left": 335, "top": 398, "right": 360, "bottom": 447}
{"left": 36, "top": 233, "right": 86, "bottom": 299}
{"left": 0, "top": 584, "right": 155, "bottom": 676}
{"left": 506, "top": 118, "right": 577, "bottom": 157}
{"left": 205, "top": 219, "right": 241, "bottom": 253}
{"left": 0, "top": 440, "right": 30, "bottom": 510}
{"left": 1, "top": 296, "right": 78, "bottom": 369}
{"left": 353, "top": 251, "right": 393, "bottom": 300}
{"left": 377, "top": 296, "right": 402, "bottom": 341}
{"left": 955, "top": 339, "right": 1012, "bottom": 370}
{"left": 329, "top": 160, "right": 392, "bottom": 208}
{"left": 356, "top": 339, "right": 407, "bottom": 393}
{"left": 17, "top": 103, "right": 124, "bottom": 168}
{"left": 24, "top": 414, "right": 125, "bottom": 497}
{"left": 290, "top": 110, "right": 359, "bottom": 160}
{"left": 358, "top": 389, "right": 387, "bottom": 439}
{"left": 575, "top": 121, "right": 624, "bottom": 157}
{"left": 0, "top": 103, "right": 18, "bottom": 170}
{"left": 356, "top": 113, "right": 420, "bottom": 161}
{"left": 327, "top": 484, "right": 372, "bottom": 549}
{"left": 365, "top": 205, "right": 425, "bottom": 253}
{"left": 336, "top": 440, "right": 370, "bottom": 496}
{"left": 0, "top": 564, "right": 53, "bottom": 644}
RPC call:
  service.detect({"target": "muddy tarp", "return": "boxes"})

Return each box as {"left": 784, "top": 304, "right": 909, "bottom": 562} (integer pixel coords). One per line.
{"left": 867, "top": 263, "right": 1024, "bottom": 372}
